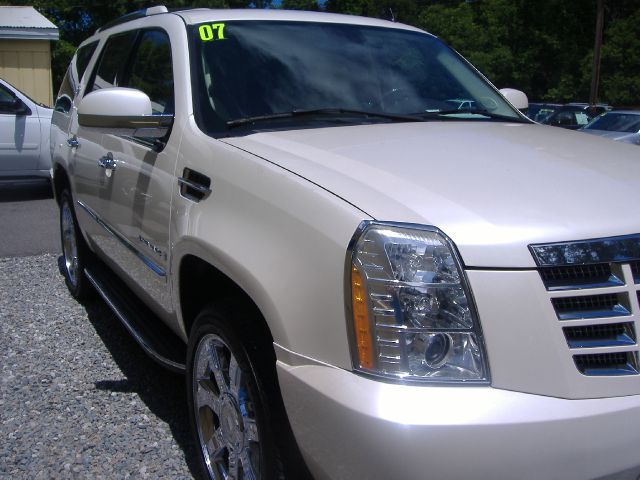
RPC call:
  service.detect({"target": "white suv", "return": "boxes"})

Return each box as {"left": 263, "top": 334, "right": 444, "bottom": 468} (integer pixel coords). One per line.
{"left": 51, "top": 6, "right": 640, "bottom": 480}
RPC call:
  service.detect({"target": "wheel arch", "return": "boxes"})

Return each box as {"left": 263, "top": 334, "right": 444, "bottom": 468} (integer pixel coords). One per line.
{"left": 176, "top": 245, "right": 279, "bottom": 351}
{"left": 52, "top": 162, "right": 71, "bottom": 206}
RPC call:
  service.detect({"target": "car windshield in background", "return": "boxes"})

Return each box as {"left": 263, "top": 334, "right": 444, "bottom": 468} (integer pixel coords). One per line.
{"left": 585, "top": 112, "right": 640, "bottom": 133}
{"left": 190, "top": 21, "right": 524, "bottom": 133}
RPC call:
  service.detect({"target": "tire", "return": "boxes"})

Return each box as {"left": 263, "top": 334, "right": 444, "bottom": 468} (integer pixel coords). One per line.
{"left": 59, "top": 189, "right": 92, "bottom": 300}
{"left": 187, "top": 305, "right": 283, "bottom": 480}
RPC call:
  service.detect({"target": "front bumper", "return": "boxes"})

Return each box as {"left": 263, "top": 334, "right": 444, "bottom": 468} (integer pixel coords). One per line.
{"left": 277, "top": 361, "right": 640, "bottom": 480}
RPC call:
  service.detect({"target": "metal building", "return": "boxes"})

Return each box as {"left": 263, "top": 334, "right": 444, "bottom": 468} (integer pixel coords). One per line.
{"left": 0, "top": 6, "right": 59, "bottom": 106}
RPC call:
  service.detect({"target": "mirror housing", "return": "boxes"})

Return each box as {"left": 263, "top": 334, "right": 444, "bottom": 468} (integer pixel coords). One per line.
{"left": 77, "top": 88, "right": 172, "bottom": 138}
{"left": 499, "top": 88, "right": 529, "bottom": 112}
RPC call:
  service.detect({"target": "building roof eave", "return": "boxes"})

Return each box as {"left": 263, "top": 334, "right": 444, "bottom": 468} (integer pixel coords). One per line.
{"left": 0, "top": 28, "right": 59, "bottom": 41}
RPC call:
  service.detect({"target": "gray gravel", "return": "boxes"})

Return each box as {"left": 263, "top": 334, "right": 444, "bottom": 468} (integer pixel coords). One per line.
{"left": 0, "top": 254, "right": 198, "bottom": 479}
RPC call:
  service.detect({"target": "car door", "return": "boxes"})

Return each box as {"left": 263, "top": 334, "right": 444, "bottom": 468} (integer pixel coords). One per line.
{"left": 69, "top": 31, "right": 138, "bottom": 253}
{"left": 0, "top": 81, "right": 41, "bottom": 175}
{"left": 80, "top": 28, "right": 176, "bottom": 314}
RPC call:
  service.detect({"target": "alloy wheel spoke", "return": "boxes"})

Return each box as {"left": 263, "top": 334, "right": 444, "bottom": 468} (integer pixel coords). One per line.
{"left": 243, "top": 418, "right": 259, "bottom": 443}
{"left": 210, "top": 345, "right": 230, "bottom": 395}
{"left": 228, "top": 449, "right": 240, "bottom": 479}
{"left": 197, "top": 379, "right": 221, "bottom": 414}
{"left": 239, "top": 448, "right": 258, "bottom": 480}
{"left": 228, "top": 356, "right": 242, "bottom": 402}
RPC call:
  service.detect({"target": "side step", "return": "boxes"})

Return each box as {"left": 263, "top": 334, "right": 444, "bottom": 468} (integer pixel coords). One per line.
{"left": 84, "top": 260, "right": 187, "bottom": 374}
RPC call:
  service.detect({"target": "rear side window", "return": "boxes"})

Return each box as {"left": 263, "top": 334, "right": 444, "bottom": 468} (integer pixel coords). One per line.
{"left": 55, "top": 41, "right": 98, "bottom": 113}
{"left": 88, "top": 31, "right": 137, "bottom": 91}
{"left": 76, "top": 42, "right": 98, "bottom": 81}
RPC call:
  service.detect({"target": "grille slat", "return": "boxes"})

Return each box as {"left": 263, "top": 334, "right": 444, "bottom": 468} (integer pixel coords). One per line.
{"left": 551, "top": 293, "right": 629, "bottom": 320}
{"left": 632, "top": 261, "right": 640, "bottom": 284}
{"left": 539, "top": 263, "right": 622, "bottom": 291}
{"left": 574, "top": 352, "right": 639, "bottom": 376}
{"left": 563, "top": 322, "right": 635, "bottom": 348}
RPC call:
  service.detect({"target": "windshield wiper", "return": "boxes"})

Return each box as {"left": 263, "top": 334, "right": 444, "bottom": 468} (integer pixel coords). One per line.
{"left": 226, "top": 108, "right": 422, "bottom": 128}
{"left": 419, "top": 108, "right": 528, "bottom": 122}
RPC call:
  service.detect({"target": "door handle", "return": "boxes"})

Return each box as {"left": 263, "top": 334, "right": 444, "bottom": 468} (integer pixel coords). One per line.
{"left": 98, "top": 152, "right": 117, "bottom": 171}
{"left": 67, "top": 137, "right": 79, "bottom": 148}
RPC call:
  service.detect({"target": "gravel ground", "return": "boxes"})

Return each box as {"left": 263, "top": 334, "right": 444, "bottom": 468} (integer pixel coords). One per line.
{"left": 0, "top": 254, "right": 198, "bottom": 479}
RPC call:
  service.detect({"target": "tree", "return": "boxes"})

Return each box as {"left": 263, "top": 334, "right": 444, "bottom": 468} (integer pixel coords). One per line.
{"left": 599, "top": 8, "right": 640, "bottom": 105}
{"left": 4, "top": 0, "right": 637, "bottom": 105}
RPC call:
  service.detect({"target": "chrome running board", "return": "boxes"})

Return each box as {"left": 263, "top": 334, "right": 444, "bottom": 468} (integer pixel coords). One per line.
{"left": 84, "top": 261, "right": 186, "bottom": 374}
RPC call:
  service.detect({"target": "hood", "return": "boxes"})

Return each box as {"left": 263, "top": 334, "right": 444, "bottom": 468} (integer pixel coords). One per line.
{"left": 222, "top": 122, "right": 640, "bottom": 268}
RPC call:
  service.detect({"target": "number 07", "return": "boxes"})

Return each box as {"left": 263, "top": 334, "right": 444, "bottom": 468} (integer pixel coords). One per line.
{"left": 199, "top": 23, "right": 226, "bottom": 41}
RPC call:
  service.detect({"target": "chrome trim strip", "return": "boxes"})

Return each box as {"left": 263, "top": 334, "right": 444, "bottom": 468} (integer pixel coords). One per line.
{"left": 76, "top": 200, "right": 166, "bottom": 277}
{"left": 529, "top": 233, "right": 640, "bottom": 267}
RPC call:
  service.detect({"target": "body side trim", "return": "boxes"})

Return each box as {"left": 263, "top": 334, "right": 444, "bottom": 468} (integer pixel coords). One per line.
{"left": 76, "top": 199, "right": 167, "bottom": 277}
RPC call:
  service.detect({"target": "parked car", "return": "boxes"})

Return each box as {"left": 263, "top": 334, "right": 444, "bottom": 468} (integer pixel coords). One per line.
{"left": 541, "top": 103, "right": 610, "bottom": 130}
{"left": 580, "top": 110, "right": 640, "bottom": 145}
{"left": 445, "top": 98, "right": 476, "bottom": 110}
{"left": 52, "top": 7, "right": 640, "bottom": 480}
{"left": 526, "top": 102, "right": 562, "bottom": 123}
{"left": 0, "top": 77, "right": 52, "bottom": 182}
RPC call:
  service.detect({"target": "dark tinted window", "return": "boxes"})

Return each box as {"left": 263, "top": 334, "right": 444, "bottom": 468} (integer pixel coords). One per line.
{"left": 76, "top": 42, "right": 98, "bottom": 81}
{"left": 0, "top": 83, "right": 13, "bottom": 103}
{"left": 126, "top": 30, "right": 173, "bottom": 114}
{"left": 191, "top": 21, "right": 521, "bottom": 133}
{"left": 0, "top": 83, "right": 16, "bottom": 113}
{"left": 55, "top": 41, "right": 99, "bottom": 114}
{"left": 89, "top": 31, "right": 137, "bottom": 91}
{"left": 586, "top": 113, "right": 640, "bottom": 133}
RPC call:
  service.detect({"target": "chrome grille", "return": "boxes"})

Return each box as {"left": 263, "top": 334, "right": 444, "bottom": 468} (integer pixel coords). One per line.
{"left": 531, "top": 234, "right": 640, "bottom": 377}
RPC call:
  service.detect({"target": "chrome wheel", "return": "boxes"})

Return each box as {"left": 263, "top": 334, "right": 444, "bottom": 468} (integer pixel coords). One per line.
{"left": 193, "top": 333, "right": 261, "bottom": 480}
{"left": 61, "top": 197, "right": 79, "bottom": 288}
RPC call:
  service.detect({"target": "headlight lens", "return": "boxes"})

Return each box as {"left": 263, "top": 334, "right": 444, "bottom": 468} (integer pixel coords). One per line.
{"left": 348, "top": 223, "right": 489, "bottom": 383}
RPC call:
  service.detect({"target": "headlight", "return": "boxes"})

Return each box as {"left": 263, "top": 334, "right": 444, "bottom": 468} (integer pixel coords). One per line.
{"left": 347, "top": 222, "right": 489, "bottom": 383}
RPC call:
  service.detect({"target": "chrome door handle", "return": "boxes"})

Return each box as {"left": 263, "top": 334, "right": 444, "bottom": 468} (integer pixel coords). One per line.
{"left": 67, "top": 137, "right": 79, "bottom": 148}
{"left": 98, "top": 152, "right": 117, "bottom": 170}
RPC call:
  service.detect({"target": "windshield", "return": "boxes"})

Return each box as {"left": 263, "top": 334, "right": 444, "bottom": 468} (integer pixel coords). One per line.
{"left": 585, "top": 113, "right": 640, "bottom": 133}
{"left": 190, "top": 20, "right": 524, "bottom": 134}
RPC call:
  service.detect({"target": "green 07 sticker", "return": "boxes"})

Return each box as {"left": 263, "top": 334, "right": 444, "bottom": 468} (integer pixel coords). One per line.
{"left": 199, "top": 23, "right": 226, "bottom": 41}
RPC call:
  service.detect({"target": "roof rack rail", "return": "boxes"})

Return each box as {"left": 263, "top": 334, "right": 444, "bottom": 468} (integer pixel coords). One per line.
{"left": 96, "top": 5, "right": 168, "bottom": 33}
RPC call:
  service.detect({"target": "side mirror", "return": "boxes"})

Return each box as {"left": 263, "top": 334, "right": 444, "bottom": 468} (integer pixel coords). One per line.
{"left": 499, "top": 88, "right": 529, "bottom": 112}
{"left": 77, "top": 88, "right": 172, "bottom": 138}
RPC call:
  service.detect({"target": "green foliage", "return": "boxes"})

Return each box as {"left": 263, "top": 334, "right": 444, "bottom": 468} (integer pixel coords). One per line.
{"left": 600, "top": 9, "right": 640, "bottom": 105}
{"left": 50, "top": 39, "right": 76, "bottom": 94}
{"left": 282, "top": 0, "right": 320, "bottom": 11}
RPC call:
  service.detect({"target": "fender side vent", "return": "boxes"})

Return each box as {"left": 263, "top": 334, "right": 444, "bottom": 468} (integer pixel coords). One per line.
{"left": 179, "top": 168, "right": 211, "bottom": 202}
